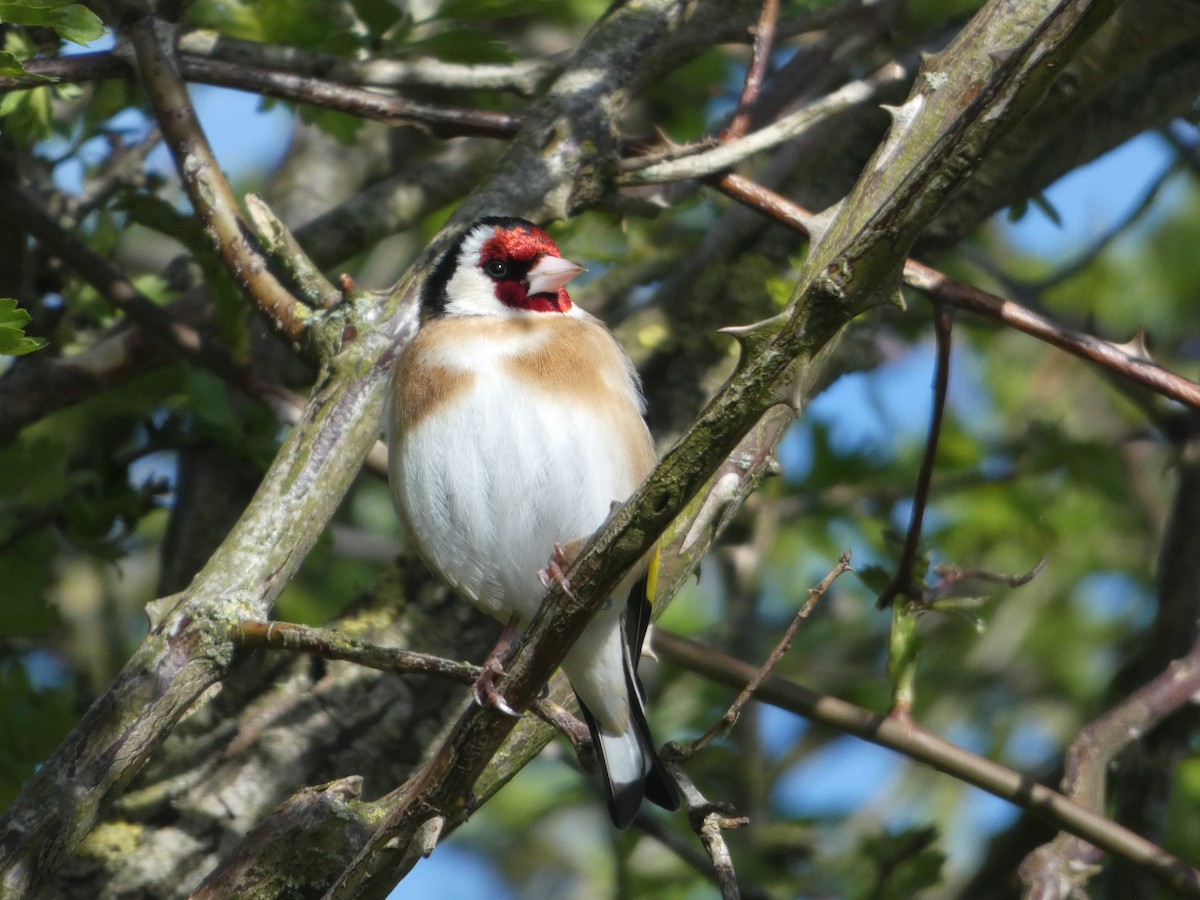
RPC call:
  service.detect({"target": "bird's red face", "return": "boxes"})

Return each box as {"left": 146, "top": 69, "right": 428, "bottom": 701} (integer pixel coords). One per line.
{"left": 477, "top": 224, "right": 581, "bottom": 313}
{"left": 425, "top": 217, "right": 586, "bottom": 319}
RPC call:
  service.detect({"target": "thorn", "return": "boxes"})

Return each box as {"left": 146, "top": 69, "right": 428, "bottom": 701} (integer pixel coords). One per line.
{"left": 417, "top": 816, "right": 444, "bottom": 856}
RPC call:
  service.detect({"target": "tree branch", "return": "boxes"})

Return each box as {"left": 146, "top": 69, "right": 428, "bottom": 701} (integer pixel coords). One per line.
{"left": 722, "top": 0, "right": 781, "bottom": 142}
{"left": 1020, "top": 639, "right": 1200, "bottom": 896}
{"left": 714, "top": 174, "right": 1200, "bottom": 411}
{"left": 232, "top": 619, "right": 481, "bottom": 685}
{"left": 619, "top": 60, "right": 910, "bottom": 186}
{"left": 174, "top": 54, "right": 523, "bottom": 138}
{"left": 0, "top": 177, "right": 258, "bottom": 398}
{"left": 0, "top": 2, "right": 1159, "bottom": 897}
{"left": 125, "top": 14, "right": 313, "bottom": 346}
{"left": 653, "top": 631, "right": 1200, "bottom": 897}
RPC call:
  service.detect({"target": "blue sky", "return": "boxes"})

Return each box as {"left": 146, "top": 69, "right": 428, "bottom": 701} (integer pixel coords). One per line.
{"left": 1000, "top": 128, "right": 1189, "bottom": 257}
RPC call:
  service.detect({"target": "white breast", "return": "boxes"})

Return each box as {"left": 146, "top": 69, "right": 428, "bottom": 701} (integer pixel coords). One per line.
{"left": 389, "top": 314, "right": 653, "bottom": 623}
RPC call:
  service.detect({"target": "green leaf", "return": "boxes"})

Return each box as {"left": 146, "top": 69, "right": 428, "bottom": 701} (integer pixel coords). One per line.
{"left": 351, "top": 0, "right": 406, "bottom": 38}
{"left": 296, "top": 105, "right": 363, "bottom": 143}
{"left": 433, "top": 0, "right": 558, "bottom": 19}
{"left": 0, "top": 298, "right": 45, "bottom": 356}
{"left": 855, "top": 563, "right": 893, "bottom": 596}
{"left": 0, "top": 657, "right": 76, "bottom": 807}
{"left": 855, "top": 827, "right": 946, "bottom": 900}
{"left": 0, "top": 49, "right": 35, "bottom": 77}
{"left": 0, "top": 1, "right": 107, "bottom": 45}
{"left": 0, "top": 84, "right": 52, "bottom": 141}
{"left": 408, "top": 27, "right": 516, "bottom": 64}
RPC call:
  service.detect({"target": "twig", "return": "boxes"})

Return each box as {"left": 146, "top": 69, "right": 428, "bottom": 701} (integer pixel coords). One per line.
{"left": 620, "top": 62, "right": 908, "bottom": 185}
{"left": 699, "top": 808, "right": 749, "bottom": 900}
{"left": 0, "top": 177, "right": 255, "bottom": 394}
{"left": 0, "top": 39, "right": 555, "bottom": 98}
{"left": 76, "top": 128, "right": 162, "bottom": 216}
{"left": 125, "top": 15, "right": 311, "bottom": 344}
{"left": 634, "top": 813, "right": 775, "bottom": 900}
{"left": 234, "top": 619, "right": 611, "bottom": 760}
{"left": 684, "top": 550, "right": 852, "bottom": 756}
{"left": 902, "top": 260, "right": 1200, "bottom": 409}
{"left": 723, "top": 0, "right": 781, "bottom": 141}
{"left": 0, "top": 47, "right": 526, "bottom": 139}
{"left": 0, "top": 51, "right": 124, "bottom": 88}
{"left": 876, "top": 303, "right": 953, "bottom": 608}
{"left": 660, "top": 754, "right": 750, "bottom": 900}
{"left": 1020, "top": 637, "right": 1200, "bottom": 898}
{"left": 929, "top": 558, "right": 1047, "bottom": 596}
{"left": 232, "top": 620, "right": 480, "bottom": 685}
{"left": 713, "top": 173, "right": 1200, "bottom": 411}
{"left": 245, "top": 195, "right": 342, "bottom": 310}
{"left": 175, "top": 29, "right": 556, "bottom": 96}
{"left": 652, "top": 630, "right": 1200, "bottom": 898}
{"left": 176, "top": 54, "right": 522, "bottom": 138}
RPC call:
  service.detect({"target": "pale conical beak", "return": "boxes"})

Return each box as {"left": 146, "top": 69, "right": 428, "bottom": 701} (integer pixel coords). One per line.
{"left": 527, "top": 255, "right": 586, "bottom": 296}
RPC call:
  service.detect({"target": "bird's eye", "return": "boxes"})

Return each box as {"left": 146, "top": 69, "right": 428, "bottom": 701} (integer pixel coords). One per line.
{"left": 484, "top": 260, "right": 509, "bottom": 279}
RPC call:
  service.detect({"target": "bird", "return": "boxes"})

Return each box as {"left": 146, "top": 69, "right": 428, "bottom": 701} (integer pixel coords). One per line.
{"left": 387, "top": 215, "right": 679, "bottom": 828}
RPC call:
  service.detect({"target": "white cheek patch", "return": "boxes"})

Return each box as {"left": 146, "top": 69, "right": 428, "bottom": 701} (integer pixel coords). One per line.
{"left": 441, "top": 228, "right": 502, "bottom": 317}
{"left": 443, "top": 264, "right": 503, "bottom": 316}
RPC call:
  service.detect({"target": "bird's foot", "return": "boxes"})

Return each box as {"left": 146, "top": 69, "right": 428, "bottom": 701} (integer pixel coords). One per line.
{"left": 472, "top": 656, "right": 521, "bottom": 718}
{"left": 538, "top": 540, "right": 582, "bottom": 598}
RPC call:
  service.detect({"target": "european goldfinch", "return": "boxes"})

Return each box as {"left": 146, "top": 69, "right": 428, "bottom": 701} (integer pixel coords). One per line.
{"left": 388, "top": 216, "right": 679, "bottom": 828}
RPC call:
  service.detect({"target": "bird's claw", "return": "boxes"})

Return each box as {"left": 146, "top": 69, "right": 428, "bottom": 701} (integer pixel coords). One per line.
{"left": 472, "top": 657, "right": 521, "bottom": 718}
{"left": 538, "top": 542, "right": 577, "bottom": 598}
{"left": 640, "top": 624, "right": 660, "bottom": 662}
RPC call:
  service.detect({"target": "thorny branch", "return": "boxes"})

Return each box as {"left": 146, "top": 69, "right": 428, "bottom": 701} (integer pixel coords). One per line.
{"left": 322, "top": 4, "right": 1139, "bottom": 896}
{"left": 714, "top": 174, "right": 1200, "bottom": 410}
{"left": 620, "top": 61, "right": 910, "bottom": 184}
{"left": 233, "top": 620, "right": 595, "bottom": 742}
{"left": 233, "top": 620, "right": 481, "bottom": 685}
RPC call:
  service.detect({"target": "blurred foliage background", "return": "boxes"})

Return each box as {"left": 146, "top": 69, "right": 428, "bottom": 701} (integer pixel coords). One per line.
{"left": 1, "top": 0, "right": 1198, "bottom": 897}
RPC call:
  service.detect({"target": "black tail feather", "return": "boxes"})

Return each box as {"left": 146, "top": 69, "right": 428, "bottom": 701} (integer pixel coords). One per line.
{"left": 578, "top": 573, "right": 679, "bottom": 828}
{"left": 577, "top": 698, "right": 643, "bottom": 829}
